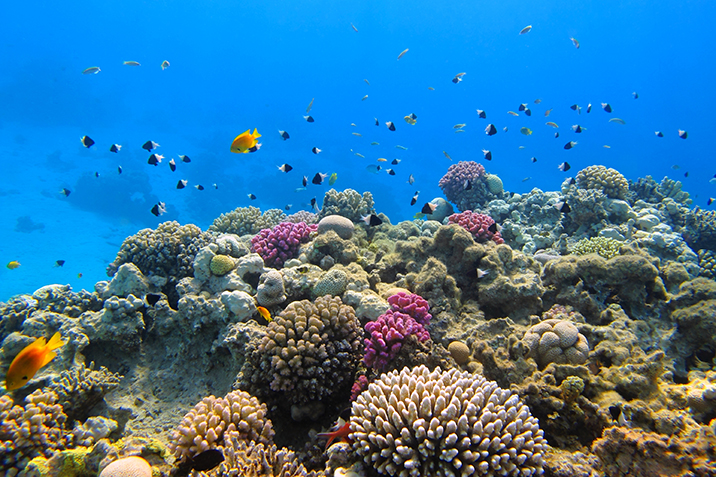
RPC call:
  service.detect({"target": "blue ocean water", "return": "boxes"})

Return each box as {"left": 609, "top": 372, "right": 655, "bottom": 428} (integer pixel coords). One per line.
{"left": 1, "top": 0, "right": 713, "bottom": 300}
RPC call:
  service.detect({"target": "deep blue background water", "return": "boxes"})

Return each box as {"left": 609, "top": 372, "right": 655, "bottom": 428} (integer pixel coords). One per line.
{"left": 1, "top": 0, "right": 714, "bottom": 300}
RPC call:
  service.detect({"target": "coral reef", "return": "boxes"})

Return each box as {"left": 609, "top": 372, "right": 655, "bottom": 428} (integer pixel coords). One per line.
{"left": 209, "top": 206, "right": 287, "bottom": 236}
{"left": 685, "top": 207, "right": 716, "bottom": 252}
{"left": 438, "top": 161, "right": 504, "bottom": 212}
{"left": 350, "top": 365, "right": 546, "bottom": 477}
{"left": 256, "top": 270, "right": 287, "bottom": 307}
{"left": 522, "top": 319, "right": 590, "bottom": 368}
{"left": 317, "top": 215, "right": 355, "bottom": 240}
{"left": 318, "top": 189, "right": 375, "bottom": 222}
{"left": 99, "top": 456, "right": 152, "bottom": 477}
{"left": 169, "top": 389, "right": 274, "bottom": 462}
{"left": 48, "top": 361, "right": 123, "bottom": 422}
{"left": 313, "top": 268, "right": 349, "bottom": 297}
{"left": 0, "top": 389, "right": 73, "bottom": 474}
{"left": 251, "top": 222, "right": 317, "bottom": 268}
{"left": 240, "top": 296, "right": 363, "bottom": 417}
{"left": 287, "top": 210, "right": 319, "bottom": 224}
{"left": 575, "top": 165, "right": 630, "bottom": 200}
{"left": 571, "top": 236, "right": 622, "bottom": 259}
{"left": 363, "top": 307, "right": 430, "bottom": 371}
{"left": 447, "top": 211, "right": 504, "bottom": 244}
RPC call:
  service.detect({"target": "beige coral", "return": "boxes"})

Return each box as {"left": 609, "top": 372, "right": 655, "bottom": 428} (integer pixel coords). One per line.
{"left": 522, "top": 318, "right": 590, "bottom": 368}
{"left": 169, "top": 389, "right": 274, "bottom": 462}
{"left": 575, "top": 165, "right": 629, "bottom": 200}
{"left": 99, "top": 456, "right": 152, "bottom": 477}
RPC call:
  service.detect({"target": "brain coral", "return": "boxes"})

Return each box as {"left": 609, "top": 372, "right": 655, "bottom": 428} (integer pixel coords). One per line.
{"left": 318, "top": 188, "right": 375, "bottom": 222}
{"left": 169, "top": 389, "right": 274, "bottom": 462}
{"left": 317, "top": 214, "right": 355, "bottom": 239}
{"left": 210, "top": 254, "right": 235, "bottom": 276}
{"left": 447, "top": 211, "right": 504, "bottom": 245}
{"left": 350, "top": 365, "right": 546, "bottom": 477}
{"left": 242, "top": 295, "right": 363, "bottom": 408}
{"left": 570, "top": 236, "right": 622, "bottom": 259}
{"left": 209, "top": 207, "right": 288, "bottom": 236}
{"left": 522, "top": 318, "right": 589, "bottom": 368}
{"left": 485, "top": 173, "right": 504, "bottom": 195}
{"left": 256, "top": 270, "right": 287, "bottom": 307}
{"left": 99, "top": 456, "right": 152, "bottom": 477}
{"left": 575, "top": 165, "right": 629, "bottom": 200}
{"left": 250, "top": 222, "right": 317, "bottom": 268}
{"left": 106, "top": 221, "right": 212, "bottom": 280}
{"left": 313, "top": 268, "right": 348, "bottom": 297}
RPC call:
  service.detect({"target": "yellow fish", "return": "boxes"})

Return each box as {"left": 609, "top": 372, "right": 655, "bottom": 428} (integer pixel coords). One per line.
{"left": 6, "top": 261, "right": 20, "bottom": 270}
{"left": 329, "top": 172, "right": 338, "bottom": 185}
{"left": 257, "top": 306, "right": 272, "bottom": 322}
{"left": 230, "top": 129, "right": 262, "bottom": 153}
{"left": 377, "top": 158, "right": 387, "bottom": 162}
{"left": 5, "top": 332, "right": 65, "bottom": 391}
{"left": 520, "top": 127, "right": 533, "bottom": 135}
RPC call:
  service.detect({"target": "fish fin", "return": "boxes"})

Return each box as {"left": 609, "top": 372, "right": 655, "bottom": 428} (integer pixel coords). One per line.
{"left": 46, "top": 332, "right": 66, "bottom": 351}
{"left": 40, "top": 350, "right": 57, "bottom": 368}
{"left": 252, "top": 128, "right": 262, "bottom": 139}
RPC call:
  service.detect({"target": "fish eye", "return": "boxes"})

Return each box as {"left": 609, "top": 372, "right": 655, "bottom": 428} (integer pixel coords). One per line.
{"left": 22, "top": 376, "right": 28, "bottom": 380}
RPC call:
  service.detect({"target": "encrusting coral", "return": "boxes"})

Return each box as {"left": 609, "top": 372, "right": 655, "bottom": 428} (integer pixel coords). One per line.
{"left": 350, "top": 365, "right": 546, "bottom": 477}
{"left": 168, "top": 389, "right": 274, "bottom": 463}
{"left": 570, "top": 236, "right": 622, "bottom": 259}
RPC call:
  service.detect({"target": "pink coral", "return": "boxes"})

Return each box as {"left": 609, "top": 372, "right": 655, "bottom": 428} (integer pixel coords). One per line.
{"left": 387, "top": 292, "right": 431, "bottom": 326}
{"left": 447, "top": 210, "right": 504, "bottom": 244}
{"left": 251, "top": 222, "right": 317, "bottom": 268}
{"left": 438, "top": 161, "right": 485, "bottom": 203}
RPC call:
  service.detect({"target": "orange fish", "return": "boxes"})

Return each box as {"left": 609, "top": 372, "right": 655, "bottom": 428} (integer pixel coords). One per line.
{"left": 317, "top": 421, "right": 352, "bottom": 449}
{"left": 5, "top": 332, "right": 65, "bottom": 390}
{"left": 230, "top": 129, "right": 262, "bottom": 153}
{"left": 257, "top": 306, "right": 272, "bottom": 322}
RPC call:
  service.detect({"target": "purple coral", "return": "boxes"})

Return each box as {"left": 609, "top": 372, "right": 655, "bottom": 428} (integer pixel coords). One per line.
{"left": 363, "top": 292, "right": 432, "bottom": 371}
{"left": 438, "top": 161, "right": 485, "bottom": 203}
{"left": 388, "top": 292, "right": 431, "bottom": 326}
{"left": 251, "top": 222, "right": 317, "bottom": 268}
{"left": 447, "top": 210, "right": 505, "bottom": 244}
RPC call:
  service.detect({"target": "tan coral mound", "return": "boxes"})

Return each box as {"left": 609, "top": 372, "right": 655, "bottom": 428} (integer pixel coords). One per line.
{"left": 575, "top": 165, "right": 629, "bottom": 200}
{"left": 169, "top": 390, "right": 274, "bottom": 462}
{"left": 99, "top": 456, "right": 152, "bottom": 477}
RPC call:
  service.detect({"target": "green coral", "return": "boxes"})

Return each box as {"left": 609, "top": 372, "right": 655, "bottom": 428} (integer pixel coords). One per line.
{"left": 575, "top": 165, "right": 629, "bottom": 200}
{"left": 698, "top": 249, "right": 716, "bottom": 279}
{"left": 210, "top": 254, "right": 235, "bottom": 276}
{"left": 485, "top": 173, "right": 504, "bottom": 195}
{"left": 313, "top": 268, "right": 348, "bottom": 297}
{"left": 571, "top": 236, "right": 622, "bottom": 259}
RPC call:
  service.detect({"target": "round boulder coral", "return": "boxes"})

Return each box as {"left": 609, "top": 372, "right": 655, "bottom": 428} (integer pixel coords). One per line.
{"left": 447, "top": 211, "right": 504, "bottom": 245}
{"left": 448, "top": 341, "right": 471, "bottom": 365}
{"left": 522, "top": 319, "right": 589, "bottom": 368}
{"left": 256, "top": 270, "right": 286, "bottom": 306}
{"left": 169, "top": 390, "right": 274, "bottom": 462}
{"left": 99, "top": 456, "right": 152, "bottom": 477}
{"left": 210, "top": 254, "right": 235, "bottom": 276}
{"left": 317, "top": 215, "right": 354, "bottom": 240}
{"left": 575, "top": 165, "right": 629, "bottom": 200}
{"left": 313, "top": 268, "right": 348, "bottom": 297}
{"left": 485, "top": 173, "right": 504, "bottom": 195}
{"left": 350, "top": 365, "right": 546, "bottom": 477}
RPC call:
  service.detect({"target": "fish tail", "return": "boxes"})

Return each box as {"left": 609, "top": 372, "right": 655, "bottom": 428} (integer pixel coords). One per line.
{"left": 46, "top": 331, "right": 66, "bottom": 351}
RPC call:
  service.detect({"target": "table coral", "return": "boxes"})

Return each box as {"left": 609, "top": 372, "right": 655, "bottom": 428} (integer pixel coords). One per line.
{"left": 168, "top": 389, "right": 274, "bottom": 462}
{"left": 575, "top": 165, "right": 629, "bottom": 200}
{"left": 350, "top": 365, "right": 546, "bottom": 477}
{"left": 447, "top": 211, "right": 505, "bottom": 244}
{"left": 240, "top": 296, "right": 363, "bottom": 413}
{"left": 251, "top": 222, "right": 317, "bottom": 268}
{"left": 318, "top": 188, "right": 375, "bottom": 222}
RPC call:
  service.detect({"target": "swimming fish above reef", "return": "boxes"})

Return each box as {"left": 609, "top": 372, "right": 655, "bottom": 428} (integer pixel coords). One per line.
{"left": 520, "top": 127, "right": 532, "bottom": 136}
{"left": 80, "top": 136, "right": 95, "bottom": 148}
{"left": 5, "top": 332, "right": 65, "bottom": 390}
{"left": 109, "top": 144, "right": 121, "bottom": 153}
{"left": 407, "top": 174, "right": 415, "bottom": 185}
{"left": 304, "top": 115, "right": 315, "bottom": 122}
{"left": 485, "top": 124, "right": 497, "bottom": 136}
{"left": 601, "top": 103, "right": 612, "bottom": 113}
{"left": 179, "top": 155, "right": 191, "bottom": 163}
{"left": 278, "top": 130, "right": 290, "bottom": 140}
{"left": 546, "top": 122, "right": 558, "bottom": 128}
{"left": 452, "top": 72, "right": 466, "bottom": 84}
{"left": 678, "top": 130, "right": 688, "bottom": 139}
{"left": 422, "top": 202, "right": 437, "bottom": 214}
{"left": 361, "top": 214, "right": 383, "bottom": 226}
{"left": 564, "top": 141, "right": 577, "bottom": 150}
{"left": 482, "top": 149, "right": 492, "bottom": 161}
{"left": 396, "top": 145, "right": 408, "bottom": 150}
{"left": 123, "top": 61, "right": 140, "bottom": 66}
{"left": 142, "top": 140, "right": 159, "bottom": 152}
{"left": 519, "top": 25, "right": 532, "bottom": 35}
{"left": 278, "top": 163, "right": 293, "bottom": 173}
{"left": 55, "top": 260, "right": 65, "bottom": 267}
{"left": 231, "top": 129, "right": 262, "bottom": 153}
{"left": 161, "top": 60, "right": 170, "bottom": 70}
{"left": 312, "top": 172, "right": 328, "bottom": 185}
{"left": 655, "top": 131, "right": 664, "bottom": 137}
{"left": 7, "top": 261, "right": 20, "bottom": 270}
{"left": 558, "top": 161, "right": 571, "bottom": 172}
{"left": 248, "top": 193, "right": 257, "bottom": 200}
{"left": 151, "top": 202, "right": 167, "bottom": 216}
{"left": 476, "top": 110, "right": 486, "bottom": 118}
{"left": 570, "top": 37, "right": 580, "bottom": 49}
{"left": 404, "top": 113, "right": 417, "bottom": 125}
{"left": 329, "top": 173, "right": 338, "bottom": 185}
{"left": 397, "top": 48, "right": 409, "bottom": 60}
{"left": 60, "top": 188, "right": 71, "bottom": 197}
{"left": 306, "top": 98, "right": 314, "bottom": 113}
{"left": 609, "top": 118, "right": 626, "bottom": 125}
{"left": 177, "top": 180, "right": 187, "bottom": 189}
{"left": 148, "top": 154, "right": 163, "bottom": 166}
{"left": 82, "top": 66, "right": 100, "bottom": 75}
{"left": 410, "top": 191, "right": 419, "bottom": 206}
{"left": 317, "top": 421, "right": 351, "bottom": 449}
{"left": 312, "top": 147, "right": 322, "bottom": 154}
{"left": 386, "top": 121, "right": 396, "bottom": 131}
{"left": 194, "top": 184, "right": 204, "bottom": 191}
{"left": 572, "top": 125, "right": 583, "bottom": 133}
{"left": 443, "top": 151, "right": 452, "bottom": 161}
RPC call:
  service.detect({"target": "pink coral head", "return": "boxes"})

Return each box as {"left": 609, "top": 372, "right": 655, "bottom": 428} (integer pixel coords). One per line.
{"left": 438, "top": 161, "right": 486, "bottom": 203}
{"left": 447, "top": 210, "right": 504, "bottom": 244}
{"left": 251, "top": 222, "right": 317, "bottom": 268}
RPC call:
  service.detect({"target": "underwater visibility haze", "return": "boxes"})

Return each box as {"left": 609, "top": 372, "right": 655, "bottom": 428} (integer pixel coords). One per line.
{"left": 1, "top": 0, "right": 716, "bottom": 476}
